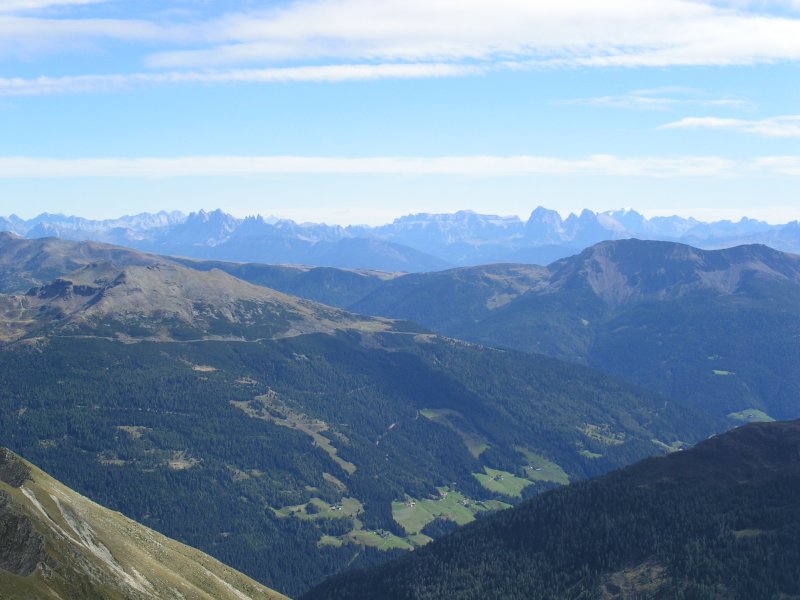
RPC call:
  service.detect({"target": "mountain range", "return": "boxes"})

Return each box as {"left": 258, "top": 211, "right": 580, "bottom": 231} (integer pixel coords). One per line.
{"left": 305, "top": 419, "right": 800, "bottom": 600}
{"left": 0, "top": 234, "right": 721, "bottom": 596}
{"left": 171, "top": 239, "right": 800, "bottom": 424}
{"left": 2, "top": 208, "right": 798, "bottom": 272}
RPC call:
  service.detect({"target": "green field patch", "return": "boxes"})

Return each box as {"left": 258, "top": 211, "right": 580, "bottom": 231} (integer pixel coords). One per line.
{"left": 516, "top": 447, "right": 570, "bottom": 485}
{"left": 712, "top": 370, "right": 736, "bottom": 376}
{"left": 116, "top": 425, "right": 150, "bottom": 440}
{"left": 728, "top": 409, "right": 775, "bottom": 423}
{"left": 274, "top": 496, "right": 362, "bottom": 521}
{"left": 580, "top": 423, "right": 626, "bottom": 446}
{"left": 323, "top": 472, "right": 348, "bottom": 492}
{"left": 473, "top": 467, "right": 533, "bottom": 498}
{"left": 317, "top": 535, "right": 344, "bottom": 548}
{"left": 347, "top": 529, "right": 415, "bottom": 551}
{"left": 420, "top": 408, "right": 490, "bottom": 458}
{"left": 392, "top": 488, "right": 507, "bottom": 534}
{"left": 579, "top": 449, "right": 603, "bottom": 459}
{"left": 734, "top": 529, "right": 766, "bottom": 539}
{"left": 407, "top": 533, "right": 434, "bottom": 546}
{"left": 651, "top": 439, "right": 686, "bottom": 453}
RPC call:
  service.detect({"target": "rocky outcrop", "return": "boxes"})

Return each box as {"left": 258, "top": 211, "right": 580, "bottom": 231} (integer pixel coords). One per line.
{"left": 0, "top": 448, "right": 31, "bottom": 488}
{"left": 0, "top": 492, "right": 45, "bottom": 576}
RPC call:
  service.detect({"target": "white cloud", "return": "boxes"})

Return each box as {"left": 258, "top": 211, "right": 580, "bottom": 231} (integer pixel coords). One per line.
{"left": 562, "top": 87, "right": 754, "bottom": 111}
{"left": 0, "top": 0, "right": 108, "bottom": 11}
{"left": 0, "top": 0, "right": 798, "bottom": 87}
{"left": 0, "top": 154, "right": 742, "bottom": 179}
{"left": 0, "top": 15, "right": 179, "bottom": 59}
{"left": 753, "top": 156, "right": 800, "bottom": 174}
{"left": 0, "top": 63, "right": 483, "bottom": 96}
{"left": 144, "top": 0, "right": 800, "bottom": 70}
{"left": 660, "top": 115, "right": 800, "bottom": 136}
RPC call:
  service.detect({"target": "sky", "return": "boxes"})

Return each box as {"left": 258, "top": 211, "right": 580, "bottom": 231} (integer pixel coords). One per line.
{"left": 0, "top": 0, "right": 799, "bottom": 225}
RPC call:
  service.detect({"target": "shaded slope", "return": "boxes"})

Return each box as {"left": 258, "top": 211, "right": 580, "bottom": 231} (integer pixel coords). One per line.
{"left": 352, "top": 240, "right": 800, "bottom": 419}
{"left": 304, "top": 420, "right": 800, "bottom": 600}
{"left": 0, "top": 331, "right": 721, "bottom": 595}
{"left": 172, "top": 257, "right": 396, "bottom": 308}
{"left": 0, "top": 448, "right": 286, "bottom": 600}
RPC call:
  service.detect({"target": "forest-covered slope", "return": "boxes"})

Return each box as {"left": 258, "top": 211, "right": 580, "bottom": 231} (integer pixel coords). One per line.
{"left": 305, "top": 420, "right": 800, "bottom": 600}
{"left": 349, "top": 240, "right": 800, "bottom": 419}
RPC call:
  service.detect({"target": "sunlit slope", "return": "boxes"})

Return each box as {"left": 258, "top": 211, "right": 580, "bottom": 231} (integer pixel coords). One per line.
{"left": 0, "top": 448, "right": 287, "bottom": 600}
{"left": 0, "top": 261, "right": 399, "bottom": 343}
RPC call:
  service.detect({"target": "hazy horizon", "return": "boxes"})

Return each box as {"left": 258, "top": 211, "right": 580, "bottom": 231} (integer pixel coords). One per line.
{"left": 2, "top": 204, "right": 798, "bottom": 228}
{"left": 1, "top": 1, "right": 798, "bottom": 226}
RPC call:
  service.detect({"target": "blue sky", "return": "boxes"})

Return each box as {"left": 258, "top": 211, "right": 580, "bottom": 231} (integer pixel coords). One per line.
{"left": 1, "top": 0, "right": 799, "bottom": 225}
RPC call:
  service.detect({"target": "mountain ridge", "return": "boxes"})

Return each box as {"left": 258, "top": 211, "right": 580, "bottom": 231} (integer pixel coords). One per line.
{"left": 3, "top": 208, "right": 799, "bottom": 271}
{"left": 348, "top": 239, "right": 800, "bottom": 421}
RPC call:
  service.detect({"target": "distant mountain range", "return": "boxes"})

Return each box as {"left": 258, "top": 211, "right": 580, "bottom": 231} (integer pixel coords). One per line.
{"left": 2, "top": 208, "right": 798, "bottom": 271}
{"left": 305, "top": 419, "right": 800, "bottom": 600}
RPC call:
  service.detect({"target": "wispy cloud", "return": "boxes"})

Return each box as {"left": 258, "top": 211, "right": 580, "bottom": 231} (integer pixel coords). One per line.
{"left": 660, "top": 115, "right": 800, "bottom": 136}
{"left": 1, "top": 0, "right": 800, "bottom": 88}
{"left": 0, "top": 154, "right": 745, "bottom": 179}
{"left": 0, "top": 0, "right": 108, "bottom": 11}
{"left": 144, "top": 0, "right": 800, "bottom": 70}
{"left": 0, "top": 63, "right": 483, "bottom": 96}
{"left": 753, "top": 156, "right": 800, "bottom": 174}
{"left": 562, "top": 87, "right": 755, "bottom": 111}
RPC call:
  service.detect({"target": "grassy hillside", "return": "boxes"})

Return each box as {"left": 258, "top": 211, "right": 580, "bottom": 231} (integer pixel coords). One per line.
{"left": 304, "top": 420, "right": 800, "bottom": 600}
{"left": 0, "top": 448, "right": 286, "bottom": 600}
{"left": 172, "top": 257, "right": 396, "bottom": 308}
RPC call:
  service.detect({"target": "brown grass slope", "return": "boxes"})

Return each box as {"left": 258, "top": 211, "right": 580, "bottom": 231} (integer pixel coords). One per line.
{"left": 0, "top": 261, "right": 397, "bottom": 344}
{"left": 0, "top": 448, "right": 288, "bottom": 600}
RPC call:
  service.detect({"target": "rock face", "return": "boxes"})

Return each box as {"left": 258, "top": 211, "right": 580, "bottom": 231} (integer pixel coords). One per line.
{"left": 0, "top": 448, "right": 31, "bottom": 488}
{"left": 0, "top": 492, "right": 45, "bottom": 576}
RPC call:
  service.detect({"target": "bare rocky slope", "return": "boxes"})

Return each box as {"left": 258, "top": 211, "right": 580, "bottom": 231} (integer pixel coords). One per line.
{"left": 0, "top": 447, "right": 286, "bottom": 600}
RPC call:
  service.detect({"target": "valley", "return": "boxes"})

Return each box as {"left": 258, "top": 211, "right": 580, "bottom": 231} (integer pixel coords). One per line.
{"left": 5, "top": 0, "right": 799, "bottom": 593}
{"left": 304, "top": 419, "right": 800, "bottom": 600}
{"left": 0, "top": 235, "right": 726, "bottom": 595}
{"left": 0, "top": 230, "right": 795, "bottom": 597}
